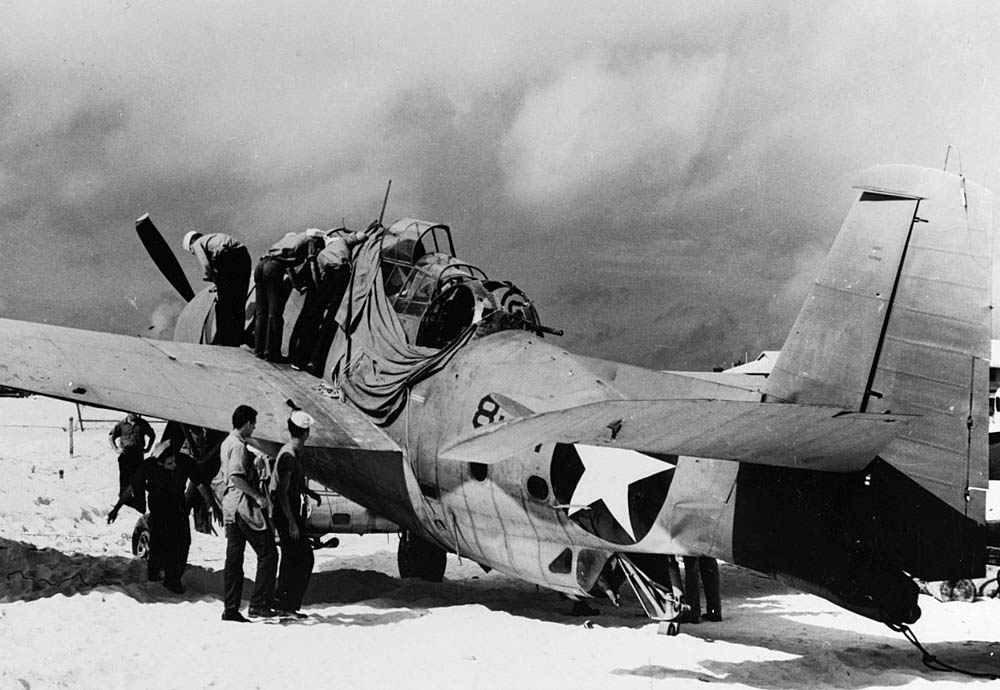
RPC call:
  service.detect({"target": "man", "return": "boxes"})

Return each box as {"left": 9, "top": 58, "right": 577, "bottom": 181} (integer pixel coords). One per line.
{"left": 298, "top": 225, "right": 373, "bottom": 374}
{"left": 182, "top": 231, "right": 252, "bottom": 347}
{"left": 108, "top": 439, "right": 218, "bottom": 594}
{"left": 108, "top": 412, "right": 156, "bottom": 513}
{"left": 678, "top": 556, "right": 722, "bottom": 623}
{"left": 270, "top": 409, "right": 322, "bottom": 616}
{"left": 217, "top": 404, "right": 279, "bottom": 622}
{"left": 254, "top": 230, "right": 322, "bottom": 363}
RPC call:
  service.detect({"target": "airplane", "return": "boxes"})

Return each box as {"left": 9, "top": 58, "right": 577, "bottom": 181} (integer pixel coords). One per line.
{"left": 0, "top": 163, "right": 991, "bottom": 635}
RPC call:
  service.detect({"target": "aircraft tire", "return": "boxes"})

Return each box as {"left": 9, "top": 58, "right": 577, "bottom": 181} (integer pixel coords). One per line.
{"left": 397, "top": 531, "right": 446, "bottom": 582}
{"left": 131, "top": 515, "right": 150, "bottom": 560}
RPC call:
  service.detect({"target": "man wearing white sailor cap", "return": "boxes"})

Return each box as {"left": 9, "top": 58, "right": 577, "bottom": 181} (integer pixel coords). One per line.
{"left": 270, "top": 409, "right": 322, "bottom": 617}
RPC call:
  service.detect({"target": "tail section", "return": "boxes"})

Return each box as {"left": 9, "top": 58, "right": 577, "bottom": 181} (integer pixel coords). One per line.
{"left": 729, "top": 165, "right": 991, "bottom": 623}
{"left": 766, "top": 165, "right": 991, "bottom": 518}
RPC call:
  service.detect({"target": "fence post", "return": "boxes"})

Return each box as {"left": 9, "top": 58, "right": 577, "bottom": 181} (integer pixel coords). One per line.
{"left": 75, "top": 403, "right": 85, "bottom": 431}
{"left": 68, "top": 418, "right": 75, "bottom": 457}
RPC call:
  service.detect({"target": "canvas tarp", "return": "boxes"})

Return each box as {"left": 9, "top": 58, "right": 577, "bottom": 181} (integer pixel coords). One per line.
{"left": 326, "top": 230, "right": 474, "bottom": 426}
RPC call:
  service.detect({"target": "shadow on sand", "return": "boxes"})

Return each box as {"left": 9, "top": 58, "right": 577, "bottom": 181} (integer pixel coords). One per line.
{"left": 3, "top": 537, "right": 997, "bottom": 684}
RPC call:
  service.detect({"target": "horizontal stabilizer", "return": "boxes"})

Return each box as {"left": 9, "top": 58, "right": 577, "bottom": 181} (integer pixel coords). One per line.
{"left": 439, "top": 398, "right": 912, "bottom": 469}
{"left": 0, "top": 318, "right": 400, "bottom": 458}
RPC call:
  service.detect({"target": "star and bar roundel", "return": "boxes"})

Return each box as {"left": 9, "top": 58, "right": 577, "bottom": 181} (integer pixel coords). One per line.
{"left": 550, "top": 443, "right": 677, "bottom": 546}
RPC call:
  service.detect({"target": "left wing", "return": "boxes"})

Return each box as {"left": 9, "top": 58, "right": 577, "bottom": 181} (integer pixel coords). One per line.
{"left": 0, "top": 318, "right": 400, "bottom": 457}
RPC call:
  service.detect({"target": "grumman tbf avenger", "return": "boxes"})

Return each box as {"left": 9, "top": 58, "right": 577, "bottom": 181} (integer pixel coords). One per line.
{"left": 0, "top": 164, "right": 991, "bottom": 636}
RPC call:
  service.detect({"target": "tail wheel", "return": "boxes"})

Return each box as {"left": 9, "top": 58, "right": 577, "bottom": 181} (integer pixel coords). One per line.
{"left": 397, "top": 531, "right": 446, "bottom": 582}
{"left": 131, "top": 515, "right": 151, "bottom": 560}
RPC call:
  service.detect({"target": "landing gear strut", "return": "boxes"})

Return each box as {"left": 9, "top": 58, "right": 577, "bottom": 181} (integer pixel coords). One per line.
{"left": 616, "top": 554, "right": 689, "bottom": 636}
{"left": 397, "top": 531, "right": 447, "bottom": 582}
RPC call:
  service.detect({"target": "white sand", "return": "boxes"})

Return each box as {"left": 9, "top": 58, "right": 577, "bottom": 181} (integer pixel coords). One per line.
{"left": 0, "top": 396, "right": 997, "bottom": 689}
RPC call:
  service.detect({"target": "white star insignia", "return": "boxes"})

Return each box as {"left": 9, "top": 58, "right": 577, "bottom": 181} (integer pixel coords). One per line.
{"left": 568, "top": 445, "right": 674, "bottom": 541}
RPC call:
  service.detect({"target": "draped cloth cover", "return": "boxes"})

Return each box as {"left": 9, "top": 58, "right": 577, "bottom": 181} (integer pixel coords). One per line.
{"left": 326, "top": 229, "right": 474, "bottom": 426}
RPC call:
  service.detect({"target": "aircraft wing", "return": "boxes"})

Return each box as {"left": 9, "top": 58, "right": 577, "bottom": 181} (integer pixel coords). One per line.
{"left": 439, "top": 398, "right": 913, "bottom": 471}
{"left": 0, "top": 318, "right": 400, "bottom": 458}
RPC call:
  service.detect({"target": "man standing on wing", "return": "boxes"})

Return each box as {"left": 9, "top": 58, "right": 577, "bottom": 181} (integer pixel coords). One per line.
{"left": 182, "top": 231, "right": 252, "bottom": 347}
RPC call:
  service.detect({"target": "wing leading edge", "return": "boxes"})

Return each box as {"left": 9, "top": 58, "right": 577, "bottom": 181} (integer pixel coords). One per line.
{"left": 0, "top": 318, "right": 400, "bottom": 457}
{"left": 439, "top": 397, "right": 913, "bottom": 470}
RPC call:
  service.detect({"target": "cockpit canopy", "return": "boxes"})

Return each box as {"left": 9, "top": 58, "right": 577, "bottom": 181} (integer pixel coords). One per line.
{"left": 379, "top": 218, "right": 541, "bottom": 348}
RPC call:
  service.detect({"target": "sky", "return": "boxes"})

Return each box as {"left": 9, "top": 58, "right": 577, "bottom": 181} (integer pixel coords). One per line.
{"left": 2, "top": 0, "right": 999, "bottom": 369}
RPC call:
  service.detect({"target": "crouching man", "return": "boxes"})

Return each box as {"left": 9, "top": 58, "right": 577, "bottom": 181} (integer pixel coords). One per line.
{"left": 109, "top": 439, "right": 217, "bottom": 594}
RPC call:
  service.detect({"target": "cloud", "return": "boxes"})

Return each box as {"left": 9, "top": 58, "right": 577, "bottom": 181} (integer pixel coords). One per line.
{"left": 2, "top": 2, "right": 1000, "bottom": 368}
{"left": 501, "top": 49, "right": 728, "bottom": 213}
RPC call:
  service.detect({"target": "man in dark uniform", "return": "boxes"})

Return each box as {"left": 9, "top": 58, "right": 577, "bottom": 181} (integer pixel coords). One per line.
{"left": 678, "top": 555, "right": 722, "bottom": 623}
{"left": 108, "top": 412, "right": 156, "bottom": 513}
{"left": 182, "top": 230, "right": 252, "bottom": 347}
{"left": 289, "top": 226, "right": 371, "bottom": 373}
{"left": 271, "top": 410, "right": 321, "bottom": 616}
{"left": 254, "top": 230, "right": 322, "bottom": 363}
{"left": 108, "top": 439, "right": 218, "bottom": 594}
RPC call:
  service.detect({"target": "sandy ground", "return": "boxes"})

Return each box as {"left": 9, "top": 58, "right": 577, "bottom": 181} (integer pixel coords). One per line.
{"left": 0, "top": 396, "right": 998, "bottom": 690}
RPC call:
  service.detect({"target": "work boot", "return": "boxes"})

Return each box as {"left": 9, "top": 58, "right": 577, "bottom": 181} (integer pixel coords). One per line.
{"left": 675, "top": 611, "right": 700, "bottom": 624}
{"left": 221, "top": 609, "right": 250, "bottom": 623}
{"left": 701, "top": 610, "right": 722, "bottom": 622}
{"left": 163, "top": 579, "right": 185, "bottom": 595}
{"left": 248, "top": 606, "right": 280, "bottom": 619}
{"left": 275, "top": 609, "right": 308, "bottom": 619}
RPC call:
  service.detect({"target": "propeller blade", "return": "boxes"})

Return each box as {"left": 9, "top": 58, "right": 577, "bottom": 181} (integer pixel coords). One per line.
{"left": 135, "top": 213, "right": 196, "bottom": 302}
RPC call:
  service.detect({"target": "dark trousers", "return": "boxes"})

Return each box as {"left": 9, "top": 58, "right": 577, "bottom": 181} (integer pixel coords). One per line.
{"left": 148, "top": 509, "right": 191, "bottom": 585}
{"left": 253, "top": 258, "right": 291, "bottom": 360}
{"left": 683, "top": 556, "right": 721, "bottom": 617}
{"left": 212, "top": 247, "right": 252, "bottom": 346}
{"left": 290, "top": 267, "right": 349, "bottom": 370}
{"left": 288, "top": 278, "right": 330, "bottom": 368}
{"left": 118, "top": 447, "right": 146, "bottom": 513}
{"left": 274, "top": 527, "right": 314, "bottom": 611}
{"left": 223, "top": 514, "right": 278, "bottom": 613}
{"left": 308, "top": 267, "right": 351, "bottom": 371}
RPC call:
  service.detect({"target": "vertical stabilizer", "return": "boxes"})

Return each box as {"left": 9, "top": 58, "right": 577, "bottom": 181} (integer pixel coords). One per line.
{"left": 728, "top": 166, "right": 991, "bottom": 621}
{"left": 765, "top": 165, "right": 992, "bottom": 517}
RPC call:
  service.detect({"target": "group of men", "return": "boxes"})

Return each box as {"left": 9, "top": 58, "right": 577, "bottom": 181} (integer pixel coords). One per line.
{"left": 182, "top": 222, "right": 374, "bottom": 373}
{"left": 103, "top": 221, "right": 374, "bottom": 618}
{"left": 216, "top": 404, "right": 319, "bottom": 621}
{"left": 107, "top": 405, "right": 320, "bottom": 621}
{"left": 105, "top": 221, "right": 725, "bottom": 624}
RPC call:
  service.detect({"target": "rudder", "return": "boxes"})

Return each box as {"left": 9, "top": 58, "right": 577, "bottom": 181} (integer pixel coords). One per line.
{"left": 765, "top": 165, "right": 991, "bottom": 519}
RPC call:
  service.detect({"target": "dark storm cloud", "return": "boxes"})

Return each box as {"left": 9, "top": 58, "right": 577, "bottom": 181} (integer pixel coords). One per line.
{"left": 2, "top": 1, "right": 999, "bottom": 367}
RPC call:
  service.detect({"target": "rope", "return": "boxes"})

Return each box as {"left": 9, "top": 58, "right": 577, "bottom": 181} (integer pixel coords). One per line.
{"left": 0, "top": 424, "right": 69, "bottom": 430}
{"left": 976, "top": 572, "right": 1000, "bottom": 599}
{"left": 885, "top": 619, "right": 999, "bottom": 680}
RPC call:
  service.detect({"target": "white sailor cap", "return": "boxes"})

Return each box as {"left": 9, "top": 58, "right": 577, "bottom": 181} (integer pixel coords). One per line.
{"left": 289, "top": 410, "right": 315, "bottom": 429}
{"left": 305, "top": 228, "right": 326, "bottom": 239}
{"left": 182, "top": 231, "right": 202, "bottom": 252}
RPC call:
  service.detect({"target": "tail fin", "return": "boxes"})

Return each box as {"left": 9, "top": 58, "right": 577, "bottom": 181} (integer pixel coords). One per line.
{"left": 765, "top": 165, "right": 991, "bottom": 518}
{"left": 728, "top": 166, "right": 990, "bottom": 623}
